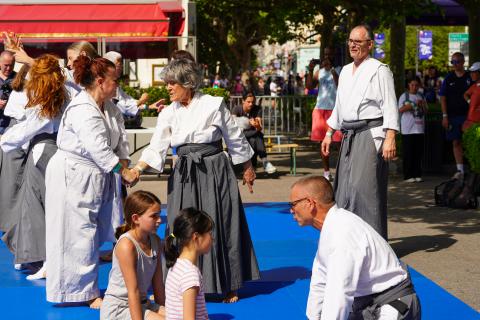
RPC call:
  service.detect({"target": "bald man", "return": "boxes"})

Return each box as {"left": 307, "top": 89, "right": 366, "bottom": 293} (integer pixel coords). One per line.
{"left": 0, "top": 51, "right": 16, "bottom": 134}
{"left": 289, "top": 176, "right": 420, "bottom": 320}
{"left": 322, "top": 24, "right": 399, "bottom": 239}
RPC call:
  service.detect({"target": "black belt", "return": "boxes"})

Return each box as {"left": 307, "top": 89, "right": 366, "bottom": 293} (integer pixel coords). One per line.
{"left": 176, "top": 140, "right": 223, "bottom": 183}
{"left": 341, "top": 117, "right": 383, "bottom": 156}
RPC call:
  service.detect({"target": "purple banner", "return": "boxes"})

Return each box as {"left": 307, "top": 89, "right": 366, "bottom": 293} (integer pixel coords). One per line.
{"left": 374, "top": 33, "right": 385, "bottom": 60}
{"left": 418, "top": 30, "right": 433, "bottom": 60}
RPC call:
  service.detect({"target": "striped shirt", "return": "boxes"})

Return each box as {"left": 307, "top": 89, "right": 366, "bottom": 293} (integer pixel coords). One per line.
{"left": 165, "top": 258, "right": 208, "bottom": 320}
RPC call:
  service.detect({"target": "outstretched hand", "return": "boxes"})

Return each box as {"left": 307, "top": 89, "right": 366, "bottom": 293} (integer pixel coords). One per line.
{"left": 149, "top": 98, "right": 167, "bottom": 113}
{"left": 2, "top": 31, "right": 22, "bottom": 51}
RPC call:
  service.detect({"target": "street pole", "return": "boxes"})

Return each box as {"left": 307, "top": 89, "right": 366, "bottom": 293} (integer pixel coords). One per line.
{"left": 415, "top": 27, "right": 419, "bottom": 76}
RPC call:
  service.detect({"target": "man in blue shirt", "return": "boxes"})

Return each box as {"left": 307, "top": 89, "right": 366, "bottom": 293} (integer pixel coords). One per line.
{"left": 439, "top": 52, "right": 472, "bottom": 178}
{"left": 0, "top": 51, "right": 16, "bottom": 135}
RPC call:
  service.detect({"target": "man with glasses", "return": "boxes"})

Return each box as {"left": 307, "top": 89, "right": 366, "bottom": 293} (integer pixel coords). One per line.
{"left": 322, "top": 24, "right": 399, "bottom": 240}
{"left": 289, "top": 175, "right": 421, "bottom": 320}
{"left": 439, "top": 52, "right": 472, "bottom": 179}
{"left": 0, "top": 51, "right": 16, "bottom": 135}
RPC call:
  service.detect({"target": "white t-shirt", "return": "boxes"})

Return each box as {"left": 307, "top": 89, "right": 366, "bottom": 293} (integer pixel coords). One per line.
{"left": 270, "top": 82, "right": 279, "bottom": 97}
{"left": 165, "top": 258, "right": 208, "bottom": 320}
{"left": 398, "top": 92, "right": 426, "bottom": 135}
{"left": 315, "top": 67, "right": 340, "bottom": 110}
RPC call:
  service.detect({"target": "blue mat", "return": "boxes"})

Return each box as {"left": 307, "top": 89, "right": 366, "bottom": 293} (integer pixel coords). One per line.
{"left": 0, "top": 202, "right": 478, "bottom": 319}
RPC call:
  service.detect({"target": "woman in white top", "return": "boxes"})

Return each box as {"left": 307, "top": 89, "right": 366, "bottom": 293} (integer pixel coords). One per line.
{"left": 132, "top": 59, "right": 260, "bottom": 303}
{"left": 44, "top": 56, "right": 136, "bottom": 308}
{"left": 398, "top": 78, "right": 428, "bottom": 182}
{"left": 0, "top": 54, "right": 68, "bottom": 280}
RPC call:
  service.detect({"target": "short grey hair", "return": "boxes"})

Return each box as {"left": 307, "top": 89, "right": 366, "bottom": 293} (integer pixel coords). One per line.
{"left": 103, "top": 51, "right": 122, "bottom": 64}
{"left": 161, "top": 59, "right": 203, "bottom": 91}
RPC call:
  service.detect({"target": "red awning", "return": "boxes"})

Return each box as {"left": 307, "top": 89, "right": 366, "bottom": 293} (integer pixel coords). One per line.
{"left": 0, "top": 3, "right": 178, "bottom": 38}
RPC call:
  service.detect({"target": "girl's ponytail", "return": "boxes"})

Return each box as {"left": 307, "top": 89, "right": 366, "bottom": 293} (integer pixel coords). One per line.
{"left": 165, "top": 233, "right": 179, "bottom": 268}
{"left": 115, "top": 223, "right": 131, "bottom": 240}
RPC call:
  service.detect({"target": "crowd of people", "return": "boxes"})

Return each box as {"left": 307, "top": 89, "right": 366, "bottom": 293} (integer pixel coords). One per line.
{"left": 0, "top": 21, "right": 479, "bottom": 320}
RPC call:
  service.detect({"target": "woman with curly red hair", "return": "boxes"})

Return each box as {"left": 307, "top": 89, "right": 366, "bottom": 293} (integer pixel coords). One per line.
{"left": 0, "top": 54, "right": 68, "bottom": 280}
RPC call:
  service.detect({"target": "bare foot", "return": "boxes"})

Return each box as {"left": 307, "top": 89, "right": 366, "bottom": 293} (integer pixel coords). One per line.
{"left": 88, "top": 297, "right": 103, "bottom": 309}
{"left": 100, "top": 251, "right": 113, "bottom": 262}
{"left": 222, "top": 291, "right": 239, "bottom": 303}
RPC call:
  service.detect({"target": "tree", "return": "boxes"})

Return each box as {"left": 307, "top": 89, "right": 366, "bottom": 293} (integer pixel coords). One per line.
{"left": 456, "top": 0, "right": 480, "bottom": 63}
{"left": 197, "top": 0, "right": 313, "bottom": 75}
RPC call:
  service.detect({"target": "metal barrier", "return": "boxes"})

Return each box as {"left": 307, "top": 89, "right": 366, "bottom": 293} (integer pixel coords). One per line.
{"left": 228, "top": 95, "right": 314, "bottom": 136}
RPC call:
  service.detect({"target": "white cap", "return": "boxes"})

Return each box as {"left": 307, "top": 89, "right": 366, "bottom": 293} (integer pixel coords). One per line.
{"left": 469, "top": 62, "right": 480, "bottom": 72}
{"left": 103, "top": 51, "right": 122, "bottom": 64}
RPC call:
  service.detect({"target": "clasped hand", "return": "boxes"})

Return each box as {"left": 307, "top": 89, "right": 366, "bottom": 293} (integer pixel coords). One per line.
{"left": 121, "top": 168, "right": 140, "bottom": 187}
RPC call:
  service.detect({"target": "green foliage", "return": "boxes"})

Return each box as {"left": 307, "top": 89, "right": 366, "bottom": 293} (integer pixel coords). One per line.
{"left": 120, "top": 84, "right": 231, "bottom": 117}
{"left": 463, "top": 124, "right": 480, "bottom": 173}
{"left": 377, "top": 26, "right": 465, "bottom": 74}
{"left": 122, "top": 85, "right": 140, "bottom": 99}
{"left": 200, "top": 87, "right": 230, "bottom": 102}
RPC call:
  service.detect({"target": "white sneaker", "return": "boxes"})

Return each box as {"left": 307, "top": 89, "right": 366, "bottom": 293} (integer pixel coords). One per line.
{"left": 263, "top": 162, "right": 277, "bottom": 174}
{"left": 414, "top": 177, "right": 423, "bottom": 182}
{"left": 14, "top": 263, "right": 24, "bottom": 270}
{"left": 26, "top": 263, "right": 46, "bottom": 280}
{"left": 404, "top": 178, "right": 416, "bottom": 183}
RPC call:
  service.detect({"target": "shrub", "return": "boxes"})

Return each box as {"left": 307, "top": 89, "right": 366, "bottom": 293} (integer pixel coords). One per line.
{"left": 200, "top": 87, "right": 230, "bottom": 102}
{"left": 463, "top": 124, "right": 480, "bottom": 173}
{"left": 121, "top": 84, "right": 231, "bottom": 117}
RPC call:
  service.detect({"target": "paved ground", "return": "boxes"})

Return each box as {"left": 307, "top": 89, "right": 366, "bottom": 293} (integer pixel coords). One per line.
{"left": 130, "top": 138, "right": 480, "bottom": 312}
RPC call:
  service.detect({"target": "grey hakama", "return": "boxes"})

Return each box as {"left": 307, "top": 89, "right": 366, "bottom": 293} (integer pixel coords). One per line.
{"left": 167, "top": 141, "right": 260, "bottom": 294}
{"left": 334, "top": 118, "right": 389, "bottom": 239}
{"left": 2, "top": 133, "right": 57, "bottom": 264}
{"left": 0, "top": 121, "right": 27, "bottom": 233}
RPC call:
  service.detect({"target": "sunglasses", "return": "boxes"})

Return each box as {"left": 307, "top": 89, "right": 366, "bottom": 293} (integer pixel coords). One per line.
{"left": 288, "top": 197, "right": 309, "bottom": 210}
{"left": 450, "top": 60, "right": 463, "bottom": 65}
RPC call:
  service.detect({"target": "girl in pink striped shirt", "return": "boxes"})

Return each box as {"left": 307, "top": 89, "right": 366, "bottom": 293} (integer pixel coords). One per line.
{"left": 165, "top": 208, "right": 213, "bottom": 320}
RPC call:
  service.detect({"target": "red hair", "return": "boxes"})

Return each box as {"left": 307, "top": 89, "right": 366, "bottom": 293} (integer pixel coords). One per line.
{"left": 25, "top": 54, "right": 66, "bottom": 119}
{"left": 73, "top": 56, "right": 115, "bottom": 89}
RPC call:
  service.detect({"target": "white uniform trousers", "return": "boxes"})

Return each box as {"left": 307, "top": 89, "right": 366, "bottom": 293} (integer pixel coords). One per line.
{"left": 45, "top": 151, "right": 116, "bottom": 303}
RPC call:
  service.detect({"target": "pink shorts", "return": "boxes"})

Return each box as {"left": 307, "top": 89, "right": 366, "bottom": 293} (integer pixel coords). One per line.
{"left": 311, "top": 109, "right": 343, "bottom": 142}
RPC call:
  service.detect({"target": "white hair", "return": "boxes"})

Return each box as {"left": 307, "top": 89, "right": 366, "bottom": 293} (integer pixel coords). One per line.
{"left": 103, "top": 51, "right": 122, "bottom": 64}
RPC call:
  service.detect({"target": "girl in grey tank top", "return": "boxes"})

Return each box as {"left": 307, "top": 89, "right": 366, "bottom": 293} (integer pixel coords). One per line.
{"left": 100, "top": 191, "right": 166, "bottom": 320}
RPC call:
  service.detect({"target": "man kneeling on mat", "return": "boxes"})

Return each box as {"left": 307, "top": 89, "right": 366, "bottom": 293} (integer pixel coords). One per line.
{"left": 289, "top": 175, "right": 421, "bottom": 320}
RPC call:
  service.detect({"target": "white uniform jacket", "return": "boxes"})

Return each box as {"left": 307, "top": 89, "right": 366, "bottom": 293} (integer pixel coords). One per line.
{"left": 140, "top": 92, "right": 254, "bottom": 171}
{"left": 307, "top": 205, "right": 407, "bottom": 320}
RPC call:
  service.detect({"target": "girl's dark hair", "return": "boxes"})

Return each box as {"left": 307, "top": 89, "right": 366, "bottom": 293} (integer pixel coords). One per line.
{"left": 73, "top": 55, "right": 115, "bottom": 89}
{"left": 115, "top": 190, "right": 161, "bottom": 239}
{"left": 165, "top": 207, "right": 214, "bottom": 268}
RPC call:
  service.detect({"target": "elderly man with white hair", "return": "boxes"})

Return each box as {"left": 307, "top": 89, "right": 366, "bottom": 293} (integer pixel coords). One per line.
{"left": 104, "top": 51, "right": 165, "bottom": 116}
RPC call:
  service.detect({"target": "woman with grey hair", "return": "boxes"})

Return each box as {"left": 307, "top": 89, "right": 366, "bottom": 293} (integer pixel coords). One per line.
{"left": 132, "top": 58, "right": 259, "bottom": 303}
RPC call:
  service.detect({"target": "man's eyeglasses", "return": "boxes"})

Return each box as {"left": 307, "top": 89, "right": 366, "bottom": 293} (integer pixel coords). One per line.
{"left": 451, "top": 59, "right": 463, "bottom": 65}
{"left": 347, "top": 39, "right": 371, "bottom": 46}
{"left": 288, "top": 197, "right": 309, "bottom": 210}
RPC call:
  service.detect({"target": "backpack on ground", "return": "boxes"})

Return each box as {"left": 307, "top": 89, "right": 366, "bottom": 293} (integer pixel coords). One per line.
{"left": 434, "top": 173, "right": 479, "bottom": 209}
